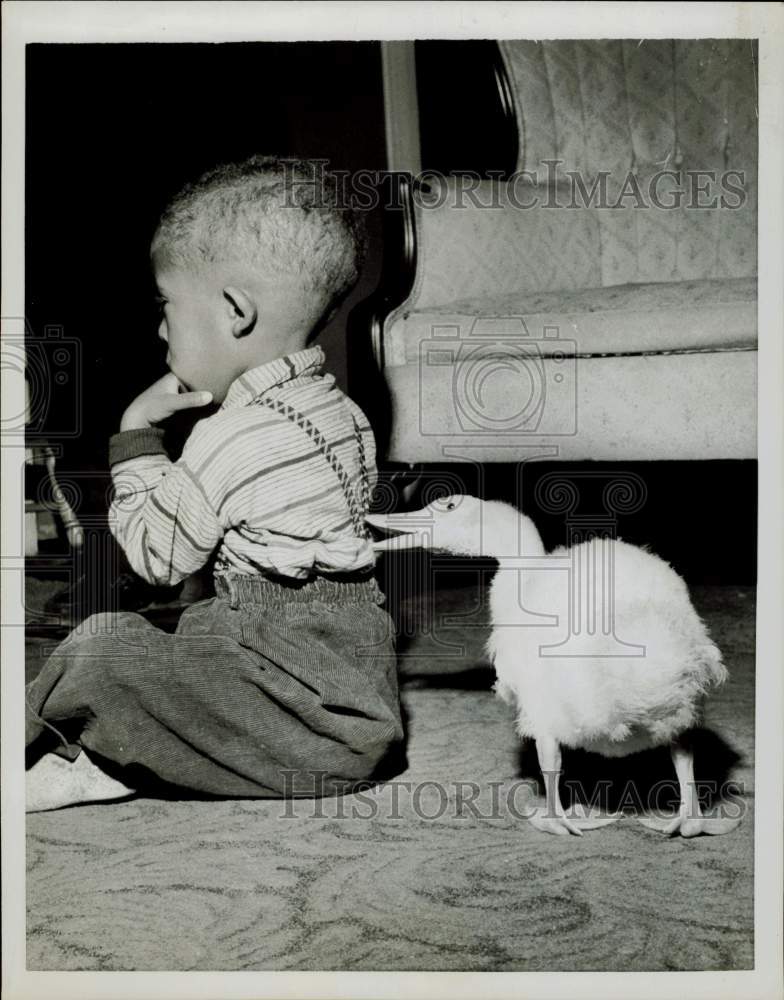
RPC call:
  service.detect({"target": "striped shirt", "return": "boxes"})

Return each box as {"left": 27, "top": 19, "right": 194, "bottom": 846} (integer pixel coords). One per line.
{"left": 108, "top": 347, "right": 378, "bottom": 586}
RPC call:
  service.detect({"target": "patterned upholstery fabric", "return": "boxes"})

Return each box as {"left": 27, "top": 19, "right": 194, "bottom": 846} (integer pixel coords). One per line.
{"left": 500, "top": 39, "right": 758, "bottom": 284}
{"left": 392, "top": 177, "right": 603, "bottom": 311}
{"left": 503, "top": 41, "right": 756, "bottom": 174}
{"left": 381, "top": 40, "right": 757, "bottom": 460}
{"left": 385, "top": 40, "right": 757, "bottom": 332}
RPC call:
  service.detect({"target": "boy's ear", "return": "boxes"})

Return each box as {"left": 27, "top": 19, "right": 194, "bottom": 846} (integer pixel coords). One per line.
{"left": 223, "top": 286, "right": 258, "bottom": 338}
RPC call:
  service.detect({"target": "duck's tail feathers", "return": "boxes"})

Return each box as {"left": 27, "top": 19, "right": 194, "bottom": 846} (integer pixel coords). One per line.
{"left": 696, "top": 642, "right": 729, "bottom": 692}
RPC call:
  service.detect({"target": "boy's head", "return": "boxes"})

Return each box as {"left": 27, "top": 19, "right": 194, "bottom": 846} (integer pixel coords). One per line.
{"left": 151, "top": 155, "right": 366, "bottom": 401}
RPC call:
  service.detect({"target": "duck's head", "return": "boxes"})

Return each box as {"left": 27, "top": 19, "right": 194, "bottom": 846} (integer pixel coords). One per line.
{"left": 366, "top": 494, "right": 545, "bottom": 560}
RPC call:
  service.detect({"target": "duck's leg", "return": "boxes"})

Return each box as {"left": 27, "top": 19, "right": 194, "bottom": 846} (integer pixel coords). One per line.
{"left": 639, "top": 738, "right": 742, "bottom": 837}
{"left": 528, "top": 737, "right": 620, "bottom": 836}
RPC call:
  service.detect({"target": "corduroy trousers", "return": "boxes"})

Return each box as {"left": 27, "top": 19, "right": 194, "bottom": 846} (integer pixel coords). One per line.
{"left": 25, "top": 573, "right": 404, "bottom": 797}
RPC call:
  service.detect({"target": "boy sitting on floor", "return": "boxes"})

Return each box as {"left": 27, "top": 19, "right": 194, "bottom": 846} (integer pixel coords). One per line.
{"left": 26, "top": 156, "right": 403, "bottom": 811}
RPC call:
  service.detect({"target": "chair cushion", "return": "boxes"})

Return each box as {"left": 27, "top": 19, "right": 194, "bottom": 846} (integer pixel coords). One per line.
{"left": 384, "top": 349, "right": 756, "bottom": 461}
{"left": 384, "top": 277, "right": 757, "bottom": 367}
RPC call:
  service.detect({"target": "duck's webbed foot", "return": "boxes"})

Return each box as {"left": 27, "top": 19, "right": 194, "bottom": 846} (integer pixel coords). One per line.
{"left": 530, "top": 737, "right": 621, "bottom": 837}
{"left": 530, "top": 801, "right": 621, "bottom": 837}
{"left": 638, "top": 808, "right": 741, "bottom": 838}
{"left": 638, "top": 739, "right": 742, "bottom": 838}
{"left": 529, "top": 807, "right": 584, "bottom": 836}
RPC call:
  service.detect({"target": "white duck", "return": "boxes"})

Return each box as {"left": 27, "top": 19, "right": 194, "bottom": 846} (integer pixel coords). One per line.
{"left": 368, "top": 495, "right": 741, "bottom": 838}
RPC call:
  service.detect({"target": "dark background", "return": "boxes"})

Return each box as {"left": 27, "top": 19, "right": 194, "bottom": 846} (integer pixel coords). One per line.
{"left": 26, "top": 41, "right": 387, "bottom": 447}
{"left": 26, "top": 41, "right": 757, "bottom": 586}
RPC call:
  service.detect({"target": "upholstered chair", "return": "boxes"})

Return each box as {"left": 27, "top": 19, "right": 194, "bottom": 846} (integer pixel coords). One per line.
{"left": 370, "top": 40, "right": 756, "bottom": 464}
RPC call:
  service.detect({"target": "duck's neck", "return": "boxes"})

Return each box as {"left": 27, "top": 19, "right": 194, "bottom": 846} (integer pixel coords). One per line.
{"left": 480, "top": 510, "right": 546, "bottom": 561}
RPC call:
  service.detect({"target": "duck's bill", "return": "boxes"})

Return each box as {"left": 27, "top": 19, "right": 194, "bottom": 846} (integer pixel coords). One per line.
{"left": 365, "top": 511, "right": 432, "bottom": 552}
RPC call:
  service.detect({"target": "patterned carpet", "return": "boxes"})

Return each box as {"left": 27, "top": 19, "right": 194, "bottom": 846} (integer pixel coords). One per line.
{"left": 25, "top": 579, "right": 754, "bottom": 971}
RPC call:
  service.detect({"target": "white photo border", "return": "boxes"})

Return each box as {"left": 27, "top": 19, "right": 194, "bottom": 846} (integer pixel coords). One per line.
{"left": 3, "top": 3, "right": 782, "bottom": 999}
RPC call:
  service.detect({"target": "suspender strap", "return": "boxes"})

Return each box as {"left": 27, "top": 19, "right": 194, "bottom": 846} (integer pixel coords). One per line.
{"left": 250, "top": 395, "right": 371, "bottom": 539}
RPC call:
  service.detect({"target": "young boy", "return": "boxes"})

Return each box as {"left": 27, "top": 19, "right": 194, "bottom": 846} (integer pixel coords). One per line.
{"left": 25, "top": 156, "right": 403, "bottom": 811}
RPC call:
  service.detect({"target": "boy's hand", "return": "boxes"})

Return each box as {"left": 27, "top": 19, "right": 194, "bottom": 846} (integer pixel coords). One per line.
{"left": 120, "top": 373, "right": 213, "bottom": 431}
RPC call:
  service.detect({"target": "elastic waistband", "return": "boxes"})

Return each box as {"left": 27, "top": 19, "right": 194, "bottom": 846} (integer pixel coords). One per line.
{"left": 215, "top": 571, "right": 385, "bottom": 608}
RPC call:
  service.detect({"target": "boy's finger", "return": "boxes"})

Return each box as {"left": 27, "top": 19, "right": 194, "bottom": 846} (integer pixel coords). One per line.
{"left": 168, "top": 391, "right": 213, "bottom": 410}
{"left": 150, "top": 372, "right": 183, "bottom": 394}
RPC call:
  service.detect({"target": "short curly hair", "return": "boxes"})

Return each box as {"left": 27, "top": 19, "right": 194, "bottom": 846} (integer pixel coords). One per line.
{"left": 152, "top": 155, "right": 367, "bottom": 331}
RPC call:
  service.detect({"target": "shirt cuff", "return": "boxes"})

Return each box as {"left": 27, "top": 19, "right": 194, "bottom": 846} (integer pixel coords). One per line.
{"left": 109, "top": 428, "right": 167, "bottom": 466}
